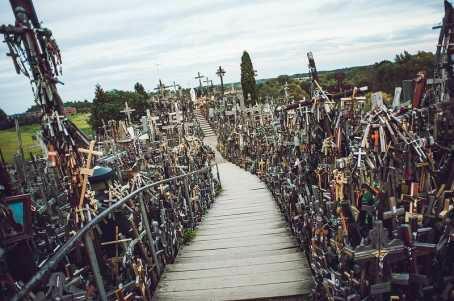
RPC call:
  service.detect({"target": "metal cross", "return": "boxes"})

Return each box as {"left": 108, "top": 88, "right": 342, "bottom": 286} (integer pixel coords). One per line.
{"left": 120, "top": 101, "right": 135, "bottom": 124}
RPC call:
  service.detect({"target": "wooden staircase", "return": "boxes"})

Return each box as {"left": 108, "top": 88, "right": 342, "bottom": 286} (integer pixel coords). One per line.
{"left": 195, "top": 110, "right": 216, "bottom": 137}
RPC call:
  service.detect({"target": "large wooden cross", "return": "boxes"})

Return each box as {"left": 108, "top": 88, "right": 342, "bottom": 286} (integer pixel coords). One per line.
{"left": 77, "top": 140, "right": 103, "bottom": 221}
{"left": 216, "top": 66, "right": 226, "bottom": 95}
{"left": 121, "top": 102, "right": 135, "bottom": 124}
{"left": 195, "top": 72, "right": 204, "bottom": 90}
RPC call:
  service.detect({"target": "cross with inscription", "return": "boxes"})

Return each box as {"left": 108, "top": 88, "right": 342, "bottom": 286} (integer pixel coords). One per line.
{"left": 120, "top": 102, "right": 135, "bottom": 124}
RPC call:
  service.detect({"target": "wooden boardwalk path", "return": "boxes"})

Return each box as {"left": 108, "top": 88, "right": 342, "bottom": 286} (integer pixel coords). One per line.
{"left": 154, "top": 114, "right": 313, "bottom": 300}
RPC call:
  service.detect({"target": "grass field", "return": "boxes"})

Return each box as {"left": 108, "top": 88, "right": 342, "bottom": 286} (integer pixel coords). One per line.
{"left": 0, "top": 113, "right": 92, "bottom": 163}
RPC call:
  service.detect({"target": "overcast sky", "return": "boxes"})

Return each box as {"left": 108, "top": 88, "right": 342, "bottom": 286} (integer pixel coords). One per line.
{"left": 0, "top": 0, "right": 443, "bottom": 114}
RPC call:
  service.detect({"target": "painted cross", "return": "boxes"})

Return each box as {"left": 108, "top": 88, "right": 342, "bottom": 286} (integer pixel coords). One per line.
{"left": 354, "top": 148, "right": 366, "bottom": 168}
{"left": 120, "top": 102, "right": 135, "bottom": 124}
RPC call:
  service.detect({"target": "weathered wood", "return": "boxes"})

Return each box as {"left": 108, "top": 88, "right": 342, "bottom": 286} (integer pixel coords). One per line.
{"left": 154, "top": 156, "right": 313, "bottom": 300}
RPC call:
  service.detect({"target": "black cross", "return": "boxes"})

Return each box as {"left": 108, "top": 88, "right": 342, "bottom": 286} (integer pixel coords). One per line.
{"left": 195, "top": 72, "right": 204, "bottom": 90}
{"left": 216, "top": 66, "right": 226, "bottom": 95}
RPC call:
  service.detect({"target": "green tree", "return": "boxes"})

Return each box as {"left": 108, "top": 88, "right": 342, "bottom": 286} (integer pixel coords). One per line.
{"left": 240, "top": 51, "right": 257, "bottom": 106}
{"left": 134, "top": 82, "right": 147, "bottom": 97}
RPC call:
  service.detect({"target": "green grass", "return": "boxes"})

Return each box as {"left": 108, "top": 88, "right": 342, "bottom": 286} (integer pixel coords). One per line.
{"left": 0, "top": 113, "right": 92, "bottom": 164}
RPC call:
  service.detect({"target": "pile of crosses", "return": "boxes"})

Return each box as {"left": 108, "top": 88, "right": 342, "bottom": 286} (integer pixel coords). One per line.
{"left": 0, "top": 1, "right": 220, "bottom": 300}
{"left": 214, "top": 3, "right": 454, "bottom": 300}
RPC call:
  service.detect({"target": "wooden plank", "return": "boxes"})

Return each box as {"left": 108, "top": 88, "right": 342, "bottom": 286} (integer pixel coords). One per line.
{"left": 154, "top": 281, "right": 312, "bottom": 301}
{"left": 176, "top": 247, "right": 300, "bottom": 262}
{"left": 195, "top": 227, "right": 290, "bottom": 241}
{"left": 183, "top": 235, "right": 293, "bottom": 251}
{"left": 168, "top": 252, "right": 305, "bottom": 271}
{"left": 158, "top": 269, "right": 309, "bottom": 292}
{"left": 163, "top": 260, "right": 307, "bottom": 281}
{"left": 196, "top": 221, "right": 287, "bottom": 233}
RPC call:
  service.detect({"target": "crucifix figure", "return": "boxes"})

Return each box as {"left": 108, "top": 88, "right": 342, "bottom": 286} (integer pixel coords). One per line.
{"left": 121, "top": 101, "right": 135, "bottom": 124}
{"left": 216, "top": 65, "right": 226, "bottom": 95}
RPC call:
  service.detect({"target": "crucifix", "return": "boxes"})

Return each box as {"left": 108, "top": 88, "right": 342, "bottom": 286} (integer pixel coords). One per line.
{"left": 216, "top": 65, "right": 226, "bottom": 95}
{"left": 77, "top": 140, "right": 103, "bottom": 222}
{"left": 121, "top": 102, "right": 135, "bottom": 124}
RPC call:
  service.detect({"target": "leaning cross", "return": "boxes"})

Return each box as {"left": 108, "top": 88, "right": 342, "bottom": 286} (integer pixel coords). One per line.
{"left": 77, "top": 140, "right": 103, "bottom": 221}
{"left": 121, "top": 102, "right": 135, "bottom": 124}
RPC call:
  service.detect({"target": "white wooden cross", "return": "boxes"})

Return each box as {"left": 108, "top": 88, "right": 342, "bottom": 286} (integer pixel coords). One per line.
{"left": 354, "top": 148, "right": 367, "bottom": 168}
{"left": 77, "top": 140, "right": 103, "bottom": 222}
{"left": 121, "top": 102, "right": 135, "bottom": 124}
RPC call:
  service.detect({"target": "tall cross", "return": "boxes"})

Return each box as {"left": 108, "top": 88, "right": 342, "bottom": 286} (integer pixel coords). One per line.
{"left": 77, "top": 140, "right": 103, "bottom": 221}
{"left": 195, "top": 72, "right": 204, "bottom": 90}
{"left": 121, "top": 101, "right": 135, "bottom": 124}
{"left": 216, "top": 66, "right": 226, "bottom": 95}
{"left": 204, "top": 77, "right": 211, "bottom": 95}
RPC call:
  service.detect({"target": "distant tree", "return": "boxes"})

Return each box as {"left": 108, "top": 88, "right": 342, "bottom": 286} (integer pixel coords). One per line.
{"left": 277, "top": 75, "right": 290, "bottom": 85}
{"left": 240, "top": 51, "right": 257, "bottom": 106}
{"left": 134, "top": 82, "right": 147, "bottom": 97}
{"left": 89, "top": 84, "right": 109, "bottom": 129}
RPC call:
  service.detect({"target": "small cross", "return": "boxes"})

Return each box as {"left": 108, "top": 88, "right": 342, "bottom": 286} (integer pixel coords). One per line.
{"left": 120, "top": 102, "right": 135, "bottom": 124}
{"left": 354, "top": 148, "right": 367, "bottom": 168}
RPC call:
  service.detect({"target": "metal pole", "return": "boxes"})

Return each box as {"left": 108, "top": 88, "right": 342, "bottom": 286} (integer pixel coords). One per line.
{"left": 139, "top": 192, "right": 162, "bottom": 275}
{"left": 84, "top": 231, "right": 107, "bottom": 301}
